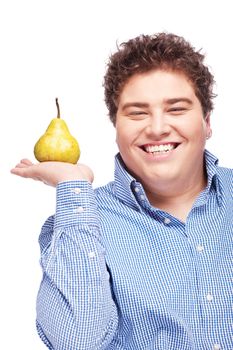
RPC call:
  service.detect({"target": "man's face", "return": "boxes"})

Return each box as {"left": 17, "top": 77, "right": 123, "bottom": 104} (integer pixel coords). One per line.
{"left": 115, "top": 69, "right": 211, "bottom": 194}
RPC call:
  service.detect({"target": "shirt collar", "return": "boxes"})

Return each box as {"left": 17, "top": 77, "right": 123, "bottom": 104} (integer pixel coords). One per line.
{"left": 203, "top": 149, "right": 223, "bottom": 204}
{"left": 204, "top": 149, "right": 218, "bottom": 182}
{"left": 114, "top": 149, "right": 222, "bottom": 209}
{"left": 114, "top": 154, "right": 143, "bottom": 211}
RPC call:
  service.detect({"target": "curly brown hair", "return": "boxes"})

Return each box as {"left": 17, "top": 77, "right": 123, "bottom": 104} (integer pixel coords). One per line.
{"left": 104, "top": 33, "right": 216, "bottom": 125}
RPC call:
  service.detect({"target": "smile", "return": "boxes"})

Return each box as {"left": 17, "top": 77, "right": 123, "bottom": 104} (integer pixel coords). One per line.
{"left": 142, "top": 143, "right": 179, "bottom": 154}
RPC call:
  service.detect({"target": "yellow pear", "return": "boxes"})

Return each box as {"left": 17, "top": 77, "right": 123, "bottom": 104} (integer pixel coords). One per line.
{"left": 34, "top": 98, "right": 80, "bottom": 164}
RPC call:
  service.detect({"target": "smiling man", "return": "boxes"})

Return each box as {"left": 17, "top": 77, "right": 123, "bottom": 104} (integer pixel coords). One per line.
{"left": 11, "top": 33, "right": 232, "bottom": 350}
{"left": 115, "top": 69, "right": 211, "bottom": 221}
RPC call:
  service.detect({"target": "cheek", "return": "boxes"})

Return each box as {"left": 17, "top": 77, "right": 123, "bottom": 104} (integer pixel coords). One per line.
{"left": 178, "top": 117, "right": 207, "bottom": 140}
{"left": 116, "top": 122, "right": 138, "bottom": 146}
{"left": 115, "top": 128, "right": 128, "bottom": 149}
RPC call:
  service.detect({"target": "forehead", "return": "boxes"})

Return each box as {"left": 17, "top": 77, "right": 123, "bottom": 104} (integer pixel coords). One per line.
{"left": 119, "top": 69, "right": 196, "bottom": 103}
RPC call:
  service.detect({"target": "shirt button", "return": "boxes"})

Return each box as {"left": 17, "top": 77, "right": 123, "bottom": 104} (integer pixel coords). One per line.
{"left": 88, "top": 251, "right": 96, "bottom": 258}
{"left": 197, "top": 244, "right": 204, "bottom": 252}
{"left": 134, "top": 187, "right": 140, "bottom": 192}
{"left": 213, "top": 344, "right": 221, "bottom": 350}
{"left": 206, "top": 293, "right": 214, "bottom": 302}
{"left": 164, "top": 218, "right": 171, "bottom": 224}
{"left": 72, "top": 188, "right": 81, "bottom": 194}
{"left": 73, "top": 206, "right": 84, "bottom": 213}
{"left": 140, "top": 195, "right": 145, "bottom": 200}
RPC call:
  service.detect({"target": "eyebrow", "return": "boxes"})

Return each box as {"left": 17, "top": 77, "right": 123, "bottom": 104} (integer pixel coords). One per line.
{"left": 121, "top": 98, "right": 193, "bottom": 111}
{"left": 164, "top": 97, "right": 193, "bottom": 105}
{"left": 121, "top": 102, "right": 149, "bottom": 111}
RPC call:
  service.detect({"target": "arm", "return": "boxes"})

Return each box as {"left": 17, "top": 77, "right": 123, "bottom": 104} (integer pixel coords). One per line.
{"left": 11, "top": 160, "right": 118, "bottom": 349}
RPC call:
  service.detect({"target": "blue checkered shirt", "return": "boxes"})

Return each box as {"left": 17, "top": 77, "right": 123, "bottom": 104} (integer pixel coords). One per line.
{"left": 36, "top": 150, "right": 232, "bottom": 349}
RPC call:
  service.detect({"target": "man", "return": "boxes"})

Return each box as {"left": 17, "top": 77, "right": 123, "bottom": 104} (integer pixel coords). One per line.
{"left": 11, "top": 33, "right": 232, "bottom": 349}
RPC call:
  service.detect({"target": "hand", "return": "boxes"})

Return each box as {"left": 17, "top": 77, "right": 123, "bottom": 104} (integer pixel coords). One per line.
{"left": 11, "top": 159, "right": 94, "bottom": 187}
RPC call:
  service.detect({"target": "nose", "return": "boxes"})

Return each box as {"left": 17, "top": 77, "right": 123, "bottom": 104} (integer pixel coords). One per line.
{"left": 145, "top": 110, "right": 171, "bottom": 138}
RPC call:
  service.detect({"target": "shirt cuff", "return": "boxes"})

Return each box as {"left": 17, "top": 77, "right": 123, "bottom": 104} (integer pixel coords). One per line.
{"left": 54, "top": 180, "right": 99, "bottom": 231}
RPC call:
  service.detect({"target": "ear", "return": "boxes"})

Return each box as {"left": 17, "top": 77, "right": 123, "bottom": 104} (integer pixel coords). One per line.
{"left": 205, "top": 113, "right": 212, "bottom": 139}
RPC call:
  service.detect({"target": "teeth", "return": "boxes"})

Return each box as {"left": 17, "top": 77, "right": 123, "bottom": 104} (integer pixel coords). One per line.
{"left": 145, "top": 144, "right": 175, "bottom": 153}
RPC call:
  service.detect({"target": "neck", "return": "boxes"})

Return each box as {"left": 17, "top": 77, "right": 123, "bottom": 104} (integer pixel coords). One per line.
{"left": 145, "top": 172, "right": 207, "bottom": 222}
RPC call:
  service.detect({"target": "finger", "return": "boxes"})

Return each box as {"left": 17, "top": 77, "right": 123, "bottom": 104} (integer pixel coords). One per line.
{"left": 15, "top": 159, "right": 34, "bottom": 167}
{"left": 13, "top": 162, "right": 30, "bottom": 169}
{"left": 10, "top": 167, "right": 40, "bottom": 181}
{"left": 11, "top": 162, "right": 36, "bottom": 176}
{"left": 10, "top": 167, "right": 30, "bottom": 177}
{"left": 11, "top": 159, "right": 34, "bottom": 170}
{"left": 20, "top": 158, "right": 34, "bottom": 165}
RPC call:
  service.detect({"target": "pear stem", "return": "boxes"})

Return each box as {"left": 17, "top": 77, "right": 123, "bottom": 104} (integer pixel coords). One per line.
{"left": 56, "top": 98, "right": 60, "bottom": 119}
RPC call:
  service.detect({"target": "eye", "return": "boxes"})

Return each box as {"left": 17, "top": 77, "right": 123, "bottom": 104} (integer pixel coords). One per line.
{"left": 168, "top": 107, "right": 187, "bottom": 114}
{"left": 125, "top": 110, "right": 149, "bottom": 121}
{"left": 128, "top": 110, "right": 148, "bottom": 116}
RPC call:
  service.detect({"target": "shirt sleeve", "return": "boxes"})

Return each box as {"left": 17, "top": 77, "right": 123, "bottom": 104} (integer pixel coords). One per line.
{"left": 36, "top": 180, "right": 118, "bottom": 350}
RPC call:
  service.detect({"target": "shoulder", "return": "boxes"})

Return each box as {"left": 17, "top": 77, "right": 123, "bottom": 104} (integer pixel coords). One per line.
{"left": 216, "top": 165, "right": 233, "bottom": 196}
{"left": 94, "top": 181, "right": 117, "bottom": 206}
{"left": 94, "top": 181, "right": 134, "bottom": 217}
{"left": 217, "top": 165, "right": 233, "bottom": 179}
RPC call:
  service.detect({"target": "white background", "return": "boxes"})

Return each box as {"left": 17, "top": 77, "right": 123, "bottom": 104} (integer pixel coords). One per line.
{"left": 1, "top": 0, "right": 232, "bottom": 348}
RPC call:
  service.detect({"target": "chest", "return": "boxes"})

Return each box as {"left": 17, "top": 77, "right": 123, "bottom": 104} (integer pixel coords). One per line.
{"left": 100, "top": 203, "right": 232, "bottom": 321}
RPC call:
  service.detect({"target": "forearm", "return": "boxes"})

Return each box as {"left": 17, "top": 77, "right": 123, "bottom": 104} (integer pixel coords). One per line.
{"left": 36, "top": 181, "right": 118, "bottom": 350}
